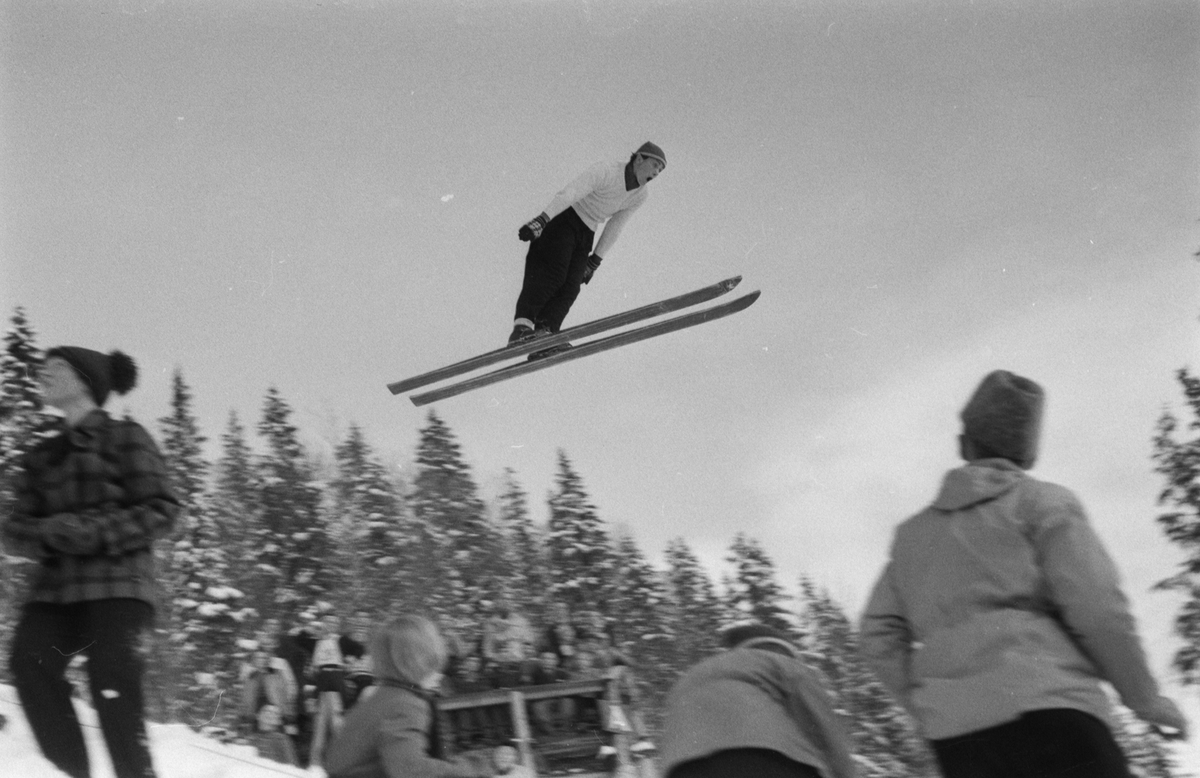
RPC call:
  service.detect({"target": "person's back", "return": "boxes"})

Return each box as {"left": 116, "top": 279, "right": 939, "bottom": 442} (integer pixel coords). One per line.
{"left": 876, "top": 460, "right": 1146, "bottom": 737}
{"left": 860, "top": 369, "right": 1188, "bottom": 778}
{"left": 660, "top": 625, "right": 856, "bottom": 778}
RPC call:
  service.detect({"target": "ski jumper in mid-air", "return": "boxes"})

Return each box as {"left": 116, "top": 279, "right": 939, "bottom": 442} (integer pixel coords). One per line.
{"left": 509, "top": 141, "right": 667, "bottom": 346}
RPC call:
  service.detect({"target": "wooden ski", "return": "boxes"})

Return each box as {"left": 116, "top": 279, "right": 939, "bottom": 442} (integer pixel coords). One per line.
{"left": 409, "top": 290, "right": 760, "bottom": 406}
{"left": 387, "top": 276, "right": 742, "bottom": 395}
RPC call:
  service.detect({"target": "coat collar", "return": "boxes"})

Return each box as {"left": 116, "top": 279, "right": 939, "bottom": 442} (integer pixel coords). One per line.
{"left": 54, "top": 408, "right": 110, "bottom": 450}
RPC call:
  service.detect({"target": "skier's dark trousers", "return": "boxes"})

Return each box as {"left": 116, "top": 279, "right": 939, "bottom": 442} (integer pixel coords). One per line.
{"left": 515, "top": 207, "right": 595, "bottom": 334}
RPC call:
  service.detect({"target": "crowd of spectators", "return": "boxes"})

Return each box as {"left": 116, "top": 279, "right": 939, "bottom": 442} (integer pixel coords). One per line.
{"left": 237, "top": 598, "right": 641, "bottom": 769}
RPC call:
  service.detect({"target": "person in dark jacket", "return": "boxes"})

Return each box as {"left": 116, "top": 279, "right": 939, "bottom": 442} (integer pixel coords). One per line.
{"left": 660, "top": 624, "right": 857, "bottom": 778}
{"left": 295, "top": 613, "right": 367, "bottom": 768}
{"left": 3, "top": 347, "right": 180, "bottom": 778}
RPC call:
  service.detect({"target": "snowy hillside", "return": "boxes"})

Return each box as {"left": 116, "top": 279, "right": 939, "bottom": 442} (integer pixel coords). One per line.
{"left": 0, "top": 685, "right": 309, "bottom": 778}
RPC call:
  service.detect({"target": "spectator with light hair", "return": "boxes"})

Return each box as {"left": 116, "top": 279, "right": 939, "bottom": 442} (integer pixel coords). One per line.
{"left": 325, "top": 614, "right": 505, "bottom": 778}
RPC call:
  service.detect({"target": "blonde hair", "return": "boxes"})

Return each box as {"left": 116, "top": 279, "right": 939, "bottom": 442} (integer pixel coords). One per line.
{"left": 371, "top": 615, "right": 448, "bottom": 685}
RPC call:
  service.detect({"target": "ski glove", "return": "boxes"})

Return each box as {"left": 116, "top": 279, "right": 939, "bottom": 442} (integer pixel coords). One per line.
{"left": 582, "top": 254, "right": 603, "bottom": 284}
{"left": 519, "top": 213, "right": 549, "bottom": 242}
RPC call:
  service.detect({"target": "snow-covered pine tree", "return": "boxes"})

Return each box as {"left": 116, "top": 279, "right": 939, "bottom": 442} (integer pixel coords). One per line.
{"left": 254, "top": 387, "right": 333, "bottom": 618}
{"left": 663, "top": 537, "right": 726, "bottom": 669}
{"left": 1152, "top": 368, "right": 1200, "bottom": 688}
{"left": 545, "top": 450, "right": 613, "bottom": 613}
{"left": 211, "top": 411, "right": 261, "bottom": 596}
{"left": 332, "top": 423, "right": 407, "bottom": 617}
{"left": 410, "top": 411, "right": 499, "bottom": 628}
{"left": 608, "top": 530, "right": 677, "bottom": 729}
{"left": 796, "top": 577, "right": 935, "bottom": 778}
{"left": 723, "top": 533, "right": 798, "bottom": 638}
{"left": 158, "top": 370, "right": 252, "bottom": 729}
{"left": 0, "top": 307, "right": 43, "bottom": 682}
{"left": 0, "top": 307, "right": 43, "bottom": 500}
{"left": 495, "top": 468, "right": 550, "bottom": 621}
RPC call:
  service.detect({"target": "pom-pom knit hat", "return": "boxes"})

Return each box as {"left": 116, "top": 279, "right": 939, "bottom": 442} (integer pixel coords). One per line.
{"left": 960, "top": 369, "right": 1044, "bottom": 470}
{"left": 45, "top": 347, "right": 138, "bottom": 407}
{"left": 636, "top": 141, "right": 666, "bottom": 168}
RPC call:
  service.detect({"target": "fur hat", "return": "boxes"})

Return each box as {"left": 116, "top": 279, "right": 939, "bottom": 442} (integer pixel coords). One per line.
{"left": 635, "top": 141, "right": 666, "bottom": 168}
{"left": 45, "top": 347, "right": 138, "bottom": 406}
{"left": 960, "top": 370, "right": 1044, "bottom": 470}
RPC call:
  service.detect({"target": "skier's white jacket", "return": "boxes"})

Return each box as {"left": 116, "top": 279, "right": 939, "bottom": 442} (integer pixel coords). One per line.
{"left": 859, "top": 459, "right": 1164, "bottom": 740}
{"left": 541, "top": 159, "right": 648, "bottom": 259}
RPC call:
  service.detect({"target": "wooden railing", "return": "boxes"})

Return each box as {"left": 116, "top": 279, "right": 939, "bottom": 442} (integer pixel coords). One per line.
{"left": 435, "top": 672, "right": 653, "bottom": 778}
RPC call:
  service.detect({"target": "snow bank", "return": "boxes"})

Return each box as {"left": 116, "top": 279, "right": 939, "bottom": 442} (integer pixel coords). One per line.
{"left": 0, "top": 685, "right": 310, "bottom": 778}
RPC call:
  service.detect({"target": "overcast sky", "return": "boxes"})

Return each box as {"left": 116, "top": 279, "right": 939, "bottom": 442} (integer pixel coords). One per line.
{"left": 3, "top": 0, "right": 1200, "bottom": 762}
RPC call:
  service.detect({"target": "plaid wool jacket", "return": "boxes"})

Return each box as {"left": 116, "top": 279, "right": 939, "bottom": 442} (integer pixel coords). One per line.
{"left": 1, "top": 409, "right": 180, "bottom": 607}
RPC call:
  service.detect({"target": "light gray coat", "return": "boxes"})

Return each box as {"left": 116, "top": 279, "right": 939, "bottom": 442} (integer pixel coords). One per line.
{"left": 860, "top": 459, "right": 1162, "bottom": 739}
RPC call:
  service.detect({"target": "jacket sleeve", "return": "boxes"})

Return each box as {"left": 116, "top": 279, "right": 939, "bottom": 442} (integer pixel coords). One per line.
{"left": 541, "top": 162, "right": 608, "bottom": 220}
{"left": 1032, "top": 489, "right": 1163, "bottom": 716}
{"left": 378, "top": 710, "right": 493, "bottom": 778}
{"left": 858, "top": 562, "right": 916, "bottom": 710}
{"left": 1, "top": 453, "right": 49, "bottom": 559}
{"left": 40, "top": 422, "right": 180, "bottom": 556}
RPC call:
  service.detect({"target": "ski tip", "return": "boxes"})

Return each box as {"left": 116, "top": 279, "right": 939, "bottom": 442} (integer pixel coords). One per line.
{"left": 722, "top": 275, "right": 743, "bottom": 290}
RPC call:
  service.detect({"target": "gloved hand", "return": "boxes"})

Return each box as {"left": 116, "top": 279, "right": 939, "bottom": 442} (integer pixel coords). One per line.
{"left": 1140, "top": 695, "right": 1189, "bottom": 740}
{"left": 582, "top": 254, "right": 603, "bottom": 284}
{"left": 41, "top": 512, "right": 102, "bottom": 555}
{"left": 518, "top": 213, "right": 549, "bottom": 242}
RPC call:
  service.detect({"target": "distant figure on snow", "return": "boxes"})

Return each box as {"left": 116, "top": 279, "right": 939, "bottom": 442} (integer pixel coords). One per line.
{"left": 3, "top": 347, "right": 180, "bottom": 778}
{"left": 860, "top": 369, "right": 1189, "bottom": 778}
{"left": 509, "top": 141, "right": 666, "bottom": 354}
{"left": 295, "top": 613, "right": 366, "bottom": 768}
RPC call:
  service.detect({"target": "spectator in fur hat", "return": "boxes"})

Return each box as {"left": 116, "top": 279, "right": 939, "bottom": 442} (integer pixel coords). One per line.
{"left": 3, "top": 347, "right": 179, "bottom": 778}
{"left": 509, "top": 141, "right": 667, "bottom": 356}
{"left": 860, "top": 369, "right": 1188, "bottom": 778}
{"left": 659, "top": 623, "right": 856, "bottom": 778}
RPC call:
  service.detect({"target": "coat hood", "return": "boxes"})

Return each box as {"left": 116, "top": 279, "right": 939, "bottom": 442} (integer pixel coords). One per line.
{"left": 932, "top": 460, "right": 1025, "bottom": 511}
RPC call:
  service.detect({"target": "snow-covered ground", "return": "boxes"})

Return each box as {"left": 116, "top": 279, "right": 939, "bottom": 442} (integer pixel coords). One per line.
{"left": 4, "top": 683, "right": 1198, "bottom": 776}
{"left": 0, "top": 685, "right": 311, "bottom": 778}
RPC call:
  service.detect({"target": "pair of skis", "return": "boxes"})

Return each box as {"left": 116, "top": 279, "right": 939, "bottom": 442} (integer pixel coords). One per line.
{"left": 388, "top": 277, "right": 760, "bottom": 406}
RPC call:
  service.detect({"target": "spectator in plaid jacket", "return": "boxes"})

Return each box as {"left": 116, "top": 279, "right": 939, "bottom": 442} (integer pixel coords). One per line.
{"left": 2, "top": 346, "right": 180, "bottom": 778}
